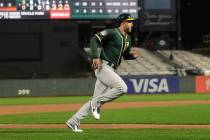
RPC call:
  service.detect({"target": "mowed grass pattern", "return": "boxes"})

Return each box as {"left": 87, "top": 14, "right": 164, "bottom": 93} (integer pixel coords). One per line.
{"left": 0, "top": 129, "right": 210, "bottom": 140}
{"left": 0, "top": 105, "right": 210, "bottom": 124}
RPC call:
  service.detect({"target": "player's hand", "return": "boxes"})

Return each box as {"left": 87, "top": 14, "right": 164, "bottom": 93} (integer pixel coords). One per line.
{"left": 91, "top": 58, "right": 102, "bottom": 70}
{"left": 130, "top": 47, "right": 140, "bottom": 58}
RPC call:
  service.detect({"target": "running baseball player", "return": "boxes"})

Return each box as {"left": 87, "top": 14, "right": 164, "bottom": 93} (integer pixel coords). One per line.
{"left": 66, "top": 13, "right": 140, "bottom": 132}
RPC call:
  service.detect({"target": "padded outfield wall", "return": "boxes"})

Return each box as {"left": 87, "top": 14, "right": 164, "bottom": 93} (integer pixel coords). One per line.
{"left": 123, "top": 76, "right": 210, "bottom": 94}
{"left": 0, "top": 76, "right": 210, "bottom": 97}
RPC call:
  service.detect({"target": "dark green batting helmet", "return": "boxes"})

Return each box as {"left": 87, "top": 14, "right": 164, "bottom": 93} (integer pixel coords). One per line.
{"left": 117, "top": 13, "right": 136, "bottom": 23}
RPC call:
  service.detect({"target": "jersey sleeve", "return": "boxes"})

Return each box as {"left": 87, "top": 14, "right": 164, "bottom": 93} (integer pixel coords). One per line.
{"left": 89, "top": 29, "right": 112, "bottom": 58}
{"left": 95, "top": 29, "right": 112, "bottom": 43}
{"left": 123, "top": 48, "right": 135, "bottom": 60}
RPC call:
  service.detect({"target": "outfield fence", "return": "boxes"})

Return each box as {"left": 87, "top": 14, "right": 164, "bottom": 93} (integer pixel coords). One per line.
{"left": 0, "top": 76, "right": 210, "bottom": 97}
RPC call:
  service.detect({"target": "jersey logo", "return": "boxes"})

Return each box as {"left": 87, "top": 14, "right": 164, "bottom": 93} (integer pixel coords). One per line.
{"left": 124, "top": 42, "right": 129, "bottom": 50}
{"left": 126, "top": 42, "right": 129, "bottom": 47}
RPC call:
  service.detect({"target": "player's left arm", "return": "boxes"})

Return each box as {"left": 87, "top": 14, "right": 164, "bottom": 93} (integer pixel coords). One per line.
{"left": 129, "top": 47, "right": 140, "bottom": 58}
{"left": 123, "top": 47, "right": 140, "bottom": 60}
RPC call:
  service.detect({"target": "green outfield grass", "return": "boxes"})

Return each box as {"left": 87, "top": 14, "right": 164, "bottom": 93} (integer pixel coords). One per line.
{"left": 0, "top": 128, "right": 210, "bottom": 140}
{"left": 1, "top": 94, "right": 210, "bottom": 140}
{"left": 0, "top": 105, "right": 210, "bottom": 124}
{"left": 0, "top": 94, "right": 210, "bottom": 105}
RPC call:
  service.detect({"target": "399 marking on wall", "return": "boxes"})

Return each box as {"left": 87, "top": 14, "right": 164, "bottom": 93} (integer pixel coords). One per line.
{"left": 18, "top": 89, "right": 31, "bottom": 95}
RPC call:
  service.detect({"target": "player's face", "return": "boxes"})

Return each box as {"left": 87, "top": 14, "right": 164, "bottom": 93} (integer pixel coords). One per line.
{"left": 125, "top": 21, "right": 134, "bottom": 33}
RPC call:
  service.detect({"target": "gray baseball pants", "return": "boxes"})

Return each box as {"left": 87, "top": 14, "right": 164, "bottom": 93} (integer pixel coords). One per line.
{"left": 66, "top": 60, "right": 127, "bottom": 126}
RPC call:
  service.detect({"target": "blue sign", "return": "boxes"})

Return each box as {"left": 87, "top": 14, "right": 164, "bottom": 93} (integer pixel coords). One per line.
{"left": 123, "top": 76, "right": 179, "bottom": 94}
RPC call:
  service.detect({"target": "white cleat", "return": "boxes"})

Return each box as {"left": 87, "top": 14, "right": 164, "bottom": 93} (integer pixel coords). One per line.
{"left": 66, "top": 122, "right": 83, "bottom": 133}
{"left": 90, "top": 101, "right": 100, "bottom": 120}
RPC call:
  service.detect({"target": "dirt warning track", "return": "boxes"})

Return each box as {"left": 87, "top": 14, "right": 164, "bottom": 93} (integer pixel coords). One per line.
{"left": 1, "top": 100, "right": 210, "bottom": 129}
{"left": 0, "top": 100, "right": 210, "bottom": 115}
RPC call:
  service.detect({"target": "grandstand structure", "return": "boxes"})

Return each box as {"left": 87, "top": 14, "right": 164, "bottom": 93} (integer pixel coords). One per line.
{"left": 84, "top": 47, "right": 210, "bottom": 76}
{"left": 117, "top": 48, "right": 176, "bottom": 76}
{"left": 157, "top": 50, "right": 210, "bottom": 76}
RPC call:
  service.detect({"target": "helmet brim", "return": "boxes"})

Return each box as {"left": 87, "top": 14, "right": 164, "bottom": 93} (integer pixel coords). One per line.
{"left": 123, "top": 18, "right": 136, "bottom": 22}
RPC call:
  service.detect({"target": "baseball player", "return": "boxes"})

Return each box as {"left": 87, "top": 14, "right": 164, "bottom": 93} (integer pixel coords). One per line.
{"left": 66, "top": 13, "right": 140, "bottom": 132}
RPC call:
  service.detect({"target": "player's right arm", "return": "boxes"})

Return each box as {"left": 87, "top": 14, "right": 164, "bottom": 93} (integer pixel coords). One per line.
{"left": 89, "top": 30, "right": 111, "bottom": 70}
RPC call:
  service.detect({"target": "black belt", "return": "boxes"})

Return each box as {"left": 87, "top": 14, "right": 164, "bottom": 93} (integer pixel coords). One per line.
{"left": 107, "top": 62, "right": 118, "bottom": 69}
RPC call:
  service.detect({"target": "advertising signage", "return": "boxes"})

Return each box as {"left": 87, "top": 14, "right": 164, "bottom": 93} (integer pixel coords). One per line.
{"left": 123, "top": 76, "right": 179, "bottom": 94}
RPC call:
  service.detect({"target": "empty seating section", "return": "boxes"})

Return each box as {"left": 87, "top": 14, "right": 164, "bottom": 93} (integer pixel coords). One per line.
{"left": 117, "top": 48, "right": 176, "bottom": 75}
{"left": 84, "top": 47, "right": 210, "bottom": 76}
{"left": 157, "top": 50, "right": 210, "bottom": 75}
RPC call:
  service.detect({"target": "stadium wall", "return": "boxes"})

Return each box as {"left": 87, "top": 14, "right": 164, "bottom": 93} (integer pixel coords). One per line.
{"left": 0, "top": 78, "right": 96, "bottom": 97}
{"left": 0, "top": 76, "right": 210, "bottom": 97}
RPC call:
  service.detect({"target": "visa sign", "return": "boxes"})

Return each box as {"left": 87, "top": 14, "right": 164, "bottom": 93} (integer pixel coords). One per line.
{"left": 123, "top": 76, "right": 179, "bottom": 94}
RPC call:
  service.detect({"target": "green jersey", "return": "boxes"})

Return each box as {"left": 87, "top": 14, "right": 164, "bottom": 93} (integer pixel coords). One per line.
{"left": 89, "top": 28, "right": 133, "bottom": 66}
